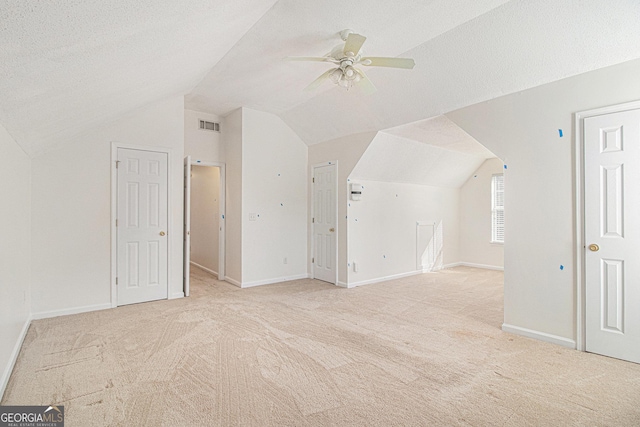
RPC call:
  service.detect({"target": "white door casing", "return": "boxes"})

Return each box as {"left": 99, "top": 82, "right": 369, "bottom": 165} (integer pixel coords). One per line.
{"left": 184, "top": 156, "right": 191, "bottom": 297}
{"left": 313, "top": 163, "right": 337, "bottom": 284}
{"left": 584, "top": 107, "right": 640, "bottom": 363}
{"left": 116, "top": 148, "right": 169, "bottom": 306}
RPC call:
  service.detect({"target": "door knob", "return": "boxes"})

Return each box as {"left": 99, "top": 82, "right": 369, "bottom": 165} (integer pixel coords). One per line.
{"left": 329, "top": 228, "right": 335, "bottom": 232}
{"left": 159, "top": 231, "right": 166, "bottom": 236}
{"left": 588, "top": 244, "right": 599, "bottom": 252}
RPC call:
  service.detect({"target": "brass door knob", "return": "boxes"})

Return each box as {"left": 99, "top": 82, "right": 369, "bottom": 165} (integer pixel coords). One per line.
{"left": 588, "top": 244, "right": 599, "bottom": 252}
{"left": 159, "top": 231, "right": 166, "bottom": 236}
{"left": 329, "top": 228, "right": 335, "bottom": 232}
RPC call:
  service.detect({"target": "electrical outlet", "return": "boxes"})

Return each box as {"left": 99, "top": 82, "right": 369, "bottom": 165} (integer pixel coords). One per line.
{"left": 249, "top": 213, "right": 257, "bottom": 221}
{"left": 353, "top": 262, "right": 358, "bottom": 272}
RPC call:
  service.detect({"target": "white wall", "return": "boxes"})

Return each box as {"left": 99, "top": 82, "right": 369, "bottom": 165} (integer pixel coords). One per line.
{"left": 190, "top": 165, "right": 220, "bottom": 274}
{"left": 221, "top": 109, "right": 243, "bottom": 284}
{"left": 447, "top": 57, "right": 640, "bottom": 343}
{"left": 459, "top": 158, "right": 504, "bottom": 269}
{"left": 0, "top": 124, "right": 31, "bottom": 397}
{"left": 31, "top": 95, "right": 185, "bottom": 316}
{"left": 346, "top": 180, "right": 460, "bottom": 286}
{"left": 241, "top": 108, "right": 308, "bottom": 285}
{"left": 184, "top": 109, "right": 223, "bottom": 163}
{"left": 308, "top": 132, "right": 376, "bottom": 285}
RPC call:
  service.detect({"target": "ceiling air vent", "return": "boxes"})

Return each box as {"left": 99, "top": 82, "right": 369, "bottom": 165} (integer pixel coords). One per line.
{"left": 199, "top": 119, "right": 220, "bottom": 132}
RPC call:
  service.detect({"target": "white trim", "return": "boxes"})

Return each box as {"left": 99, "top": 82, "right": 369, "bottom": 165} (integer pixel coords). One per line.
{"left": 336, "top": 281, "right": 348, "bottom": 288}
{"left": 111, "top": 142, "right": 173, "bottom": 308}
{"left": 502, "top": 323, "right": 576, "bottom": 349}
{"left": 310, "top": 161, "right": 339, "bottom": 286}
{"left": 190, "top": 261, "right": 218, "bottom": 277}
{"left": 458, "top": 262, "right": 504, "bottom": 271}
{"left": 241, "top": 273, "right": 310, "bottom": 288}
{"left": 32, "top": 303, "right": 112, "bottom": 320}
{"left": 574, "top": 100, "right": 640, "bottom": 352}
{"left": 347, "top": 270, "right": 425, "bottom": 288}
{"left": 225, "top": 276, "right": 242, "bottom": 288}
{"left": 170, "top": 292, "right": 185, "bottom": 299}
{"left": 443, "top": 262, "right": 462, "bottom": 269}
{"left": 189, "top": 160, "right": 226, "bottom": 280}
{"left": 0, "top": 315, "right": 31, "bottom": 399}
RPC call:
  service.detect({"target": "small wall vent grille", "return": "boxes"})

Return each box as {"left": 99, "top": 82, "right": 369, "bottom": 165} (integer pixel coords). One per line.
{"left": 199, "top": 120, "right": 220, "bottom": 132}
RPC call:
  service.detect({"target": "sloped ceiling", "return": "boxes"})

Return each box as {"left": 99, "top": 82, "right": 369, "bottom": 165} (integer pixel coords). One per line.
{"left": 0, "top": 0, "right": 278, "bottom": 156}
{"left": 351, "top": 124, "right": 490, "bottom": 188}
{"left": 2, "top": 0, "right": 640, "bottom": 156}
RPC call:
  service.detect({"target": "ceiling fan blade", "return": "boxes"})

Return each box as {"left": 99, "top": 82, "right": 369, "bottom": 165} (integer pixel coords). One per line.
{"left": 355, "top": 69, "right": 377, "bottom": 95}
{"left": 304, "top": 68, "right": 336, "bottom": 91}
{"left": 361, "top": 57, "right": 415, "bottom": 69}
{"left": 343, "top": 33, "right": 367, "bottom": 57}
{"left": 285, "top": 56, "right": 331, "bottom": 62}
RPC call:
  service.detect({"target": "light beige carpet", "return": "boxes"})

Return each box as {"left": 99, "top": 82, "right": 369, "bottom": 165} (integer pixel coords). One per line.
{"left": 3, "top": 266, "right": 640, "bottom": 426}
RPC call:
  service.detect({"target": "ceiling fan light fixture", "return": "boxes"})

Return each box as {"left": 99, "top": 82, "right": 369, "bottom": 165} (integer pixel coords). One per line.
{"left": 329, "top": 68, "right": 343, "bottom": 84}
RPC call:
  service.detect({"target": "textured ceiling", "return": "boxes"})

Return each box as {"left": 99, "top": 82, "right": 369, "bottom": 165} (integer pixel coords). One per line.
{"left": 0, "top": 0, "right": 278, "bottom": 156}
{"left": 2, "top": 0, "right": 640, "bottom": 156}
{"left": 186, "top": 0, "right": 509, "bottom": 115}
{"left": 382, "top": 116, "right": 495, "bottom": 159}
{"left": 350, "top": 132, "right": 487, "bottom": 188}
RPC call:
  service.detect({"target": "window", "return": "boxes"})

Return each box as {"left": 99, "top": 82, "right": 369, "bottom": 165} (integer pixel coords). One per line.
{"left": 491, "top": 174, "right": 504, "bottom": 243}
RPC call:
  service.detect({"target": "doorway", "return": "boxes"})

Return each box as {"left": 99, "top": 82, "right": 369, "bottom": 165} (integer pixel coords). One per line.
{"left": 576, "top": 100, "right": 640, "bottom": 363}
{"left": 112, "top": 145, "right": 171, "bottom": 306}
{"left": 183, "top": 157, "right": 226, "bottom": 296}
{"left": 312, "top": 162, "right": 338, "bottom": 285}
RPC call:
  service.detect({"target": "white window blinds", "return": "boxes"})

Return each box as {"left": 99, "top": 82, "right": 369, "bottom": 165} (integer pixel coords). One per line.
{"left": 491, "top": 174, "right": 504, "bottom": 243}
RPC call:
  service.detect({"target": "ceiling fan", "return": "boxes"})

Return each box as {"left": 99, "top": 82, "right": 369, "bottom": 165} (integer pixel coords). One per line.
{"left": 286, "top": 29, "right": 416, "bottom": 94}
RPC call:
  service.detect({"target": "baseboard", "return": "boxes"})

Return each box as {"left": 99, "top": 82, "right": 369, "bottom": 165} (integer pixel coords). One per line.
{"left": 443, "top": 262, "right": 462, "bottom": 269}
{"left": 459, "top": 262, "right": 504, "bottom": 271}
{"left": 190, "top": 261, "right": 218, "bottom": 277}
{"left": 31, "top": 303, "right": 112, "bottom": 320}
{"left": 241, "top": 273, "right": 309, "bottom": 289}
{"left": 502, "top": 323, "right": 576, "bottom": 349}
{"left": 347, "top": 270, "right": 424, "bottom": 288}
{"left": 336, "top": 281, "right": 348, "bottom": 288}
{"left": 170, "top": 292, "right": 184, "bottom": 299}
{"left": 224, "top": 276, "right": 242, "bottom": 288}
{"left": 1, "top": 314, "right": 32, "bottom": 400}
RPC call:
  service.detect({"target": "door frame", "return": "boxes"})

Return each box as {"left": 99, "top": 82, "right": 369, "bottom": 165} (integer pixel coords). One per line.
{"left": 310, "top": 161, "right": 339, "bottom": 285}
{"left": 111, "top": 142, "right": 173, "bottom": 308}
{"left": 185, "top": 160, "right": 226, "bottom": 281}
{"left": 574, "top": 99, "right": 640, "bottom": 351}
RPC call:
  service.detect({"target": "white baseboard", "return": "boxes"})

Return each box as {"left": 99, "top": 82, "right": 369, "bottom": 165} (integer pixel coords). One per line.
{"left": 443, "top": 262, "right": 462, "bottom": 269}
{"left": 224, "top": 276, "right": 242, "bottom": 288}
{"left": 241, "top": 273, "right": 309, "bottom": 289}
{"left": 170, "top": 292, "right": 184, "bottom": 299}
{"left": 190, "top": 261, "right": 218, "bottom": 277}
{"left": 347, "top": 270, "right": 424, "bottom": 288}
{"left": 459, "top": 262, "right": 504, "bottom": 271}
{"left": 336, "top": 281, "right": 348, "bottom": 288}
{"left": 1, "top": 315, "right": 31, "bottom": 400}
{"left": 31, "top": 303, "right": 112, "bottom": 320}
{"left": 502, "top": 323, "right": 576, "bottom": 349}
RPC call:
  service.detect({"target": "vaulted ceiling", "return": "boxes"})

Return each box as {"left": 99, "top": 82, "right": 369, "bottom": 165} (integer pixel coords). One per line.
{"left": 1, "top": 0, "right": 640, "bottom": 156}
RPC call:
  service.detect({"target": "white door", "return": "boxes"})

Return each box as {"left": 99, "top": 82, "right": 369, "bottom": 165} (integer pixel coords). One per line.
{"left": 584, "top": 108, "right": 640, "bottom": 363}
{"left": 117, "top": 148, "right": 168, "bottom": 306}
{"left": 183, "top": 156, "right": 191, "bottom": 297}
{"left": 313, "top": 164, "right": 337, "bottom": 284}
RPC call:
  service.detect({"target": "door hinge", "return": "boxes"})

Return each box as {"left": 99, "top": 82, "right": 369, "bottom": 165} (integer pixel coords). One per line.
{"left": 115, "top": 219, "right": 118, "bottom": 227}
{"left": 115, "top": 160, "right": 120, "bottom": 169}
{"left": 312, "top": 257, "right": 314, "bottom": 263}
{"left": 115, "top": 277, "right": 118, "bottom": 285}
{"left": 312, "top": 218, "right": 315, "bottom": 223}
{"left": 312, "top": 177, "right": 315, "bottom": 183}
